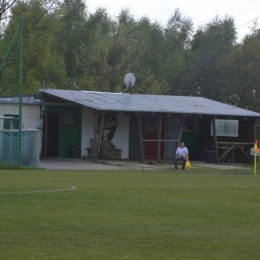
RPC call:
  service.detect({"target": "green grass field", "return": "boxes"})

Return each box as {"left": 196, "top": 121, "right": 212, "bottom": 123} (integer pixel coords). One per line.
{"left": 1, "top": 168, "right": 260, "bottom": 259}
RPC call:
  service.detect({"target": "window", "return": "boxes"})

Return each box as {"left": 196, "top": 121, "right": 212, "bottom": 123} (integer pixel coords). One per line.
{"left": 183, "top": 118, "right": 194, "bottom": 131}
{"left": 3, "top": 114, "right": 19, "bottom": 130}
{"left": 62, "top": 111, "right": 75, "bottom": 126}
{"left": 211, "top": 120, "right": 238, "bottom": 137}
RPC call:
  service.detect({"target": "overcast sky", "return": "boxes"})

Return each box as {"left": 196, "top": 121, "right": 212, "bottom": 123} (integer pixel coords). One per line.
{"left": 86, "top": 0, "right": 260, "bottom": 41}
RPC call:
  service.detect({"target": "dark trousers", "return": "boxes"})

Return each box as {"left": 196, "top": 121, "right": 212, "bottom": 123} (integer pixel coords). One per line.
{"left": 174, "top": 157, "right": 187, "bottom": 169}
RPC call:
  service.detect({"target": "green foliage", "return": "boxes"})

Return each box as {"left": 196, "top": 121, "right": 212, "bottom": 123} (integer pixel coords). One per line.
{"left": 131, "top": 67, "right": 167, "bottom": 94}
{"left": 75, "top": 9, "right": 146, "bottom": 92}
{"left": 175, "top": 15, "right": 237, "bottom": 99}
{"left": 220, "top": 33, "right": 260, "bottom": 110}
{"left": 7, "top": 0, "right": 66, "bottom": 93}
{"left": 1, "top": 1, "right": 260, "bottom": 110}
{"left": 57, "top": 0, "right": 88, "bottom": 80}
{"left": 0, "top": 18, "right": 20, "bottom": 96}
{"left": 134, "top": 17, "right": 165, "bottom": 77}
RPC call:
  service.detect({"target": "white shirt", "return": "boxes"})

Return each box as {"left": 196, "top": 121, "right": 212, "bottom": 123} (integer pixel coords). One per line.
{"left": 176, "top": 147, "right": 188, "bottom": 158}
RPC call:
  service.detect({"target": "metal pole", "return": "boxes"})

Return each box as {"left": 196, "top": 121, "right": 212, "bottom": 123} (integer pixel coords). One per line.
{"left": 212, "top": 118, "right": 218, "bottom": 163}
{"left": 93, "top": 112, "right": 98, "bottom": 162}
{"left": 138, "top": 115, "right": 144, "bottom": 163}
{"left": 18, "top": 17, "right": 23, "bottom": 166}
{"left": 96, "top": 114, "right": 105, "bottom": 161}
{"left": 157, "top": 116, "right": 162, "bottom": 162}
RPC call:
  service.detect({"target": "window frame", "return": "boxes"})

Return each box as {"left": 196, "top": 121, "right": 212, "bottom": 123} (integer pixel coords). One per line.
{"left": 62, "top": 110, "right": 76, "bottom": 126}
{"left": 3, "top": 114, "right": 19, "bottom": 130}
{"left": 211, "top": 119, "right": 239, "bottom": 137}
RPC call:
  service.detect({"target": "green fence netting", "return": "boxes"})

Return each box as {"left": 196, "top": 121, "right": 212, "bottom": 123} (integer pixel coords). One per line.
{"left": 0, "top": 17, "right": 36, "bottom": 168}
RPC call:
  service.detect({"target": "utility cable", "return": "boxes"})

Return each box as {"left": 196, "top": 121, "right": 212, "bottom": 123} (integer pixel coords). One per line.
{"left": 196, "top": 0, "right": 257, "bottom": 26}
{"left": 236, "top": 15, "right": 260, "bottom": 29}
{"left": 157, "top": 31, "right": 260, "bottom": 75}
{"left": 232, "top": 4, "right": 260, "bottom": 20}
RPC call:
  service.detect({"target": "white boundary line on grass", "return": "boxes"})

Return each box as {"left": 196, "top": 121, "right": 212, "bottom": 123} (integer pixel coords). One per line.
{"left": 1, "top": 186, "right": 76, "bottom": 193}
{"left": 77, "top": 185, "right": 259, "bottom": 188}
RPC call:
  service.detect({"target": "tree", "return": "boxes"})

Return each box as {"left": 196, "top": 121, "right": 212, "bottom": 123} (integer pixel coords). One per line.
{"left": 0, "top": 0, "right": 16, "bottom": 21}
{"left": 178, "top": 15, "right": 237, "bottom": 99}
{"left": 57, "top": 0, "right": 87, "bottom": 82}
{"left": 220, "top": 32, "right": 260, "bottom": 111}
{"left": 8, "top": 0, "right": 66, "bottom": 93}
{"left": 74, "top": 8, "right": 166, "bottom": 94}
{"left": 162, "top": 8, "right": 194, "bottom": 95}
{"left": 134, "top": 17, "right": 165, "bottom": 79}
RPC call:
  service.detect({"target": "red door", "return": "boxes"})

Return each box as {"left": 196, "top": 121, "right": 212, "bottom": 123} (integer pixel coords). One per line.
{"left": 145, "top": 118, "right": 165, "bottom": 159}
{"left": 145, "top": 130, "right": 157, "bottom": 159}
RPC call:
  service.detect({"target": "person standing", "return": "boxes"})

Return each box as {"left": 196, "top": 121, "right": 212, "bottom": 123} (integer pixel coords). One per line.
{"left": 174, "top": 142, "right": 188, "bottom": 169}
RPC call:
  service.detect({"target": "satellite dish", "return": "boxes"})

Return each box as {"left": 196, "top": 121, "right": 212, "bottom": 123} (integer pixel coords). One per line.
{"left": 124, "top": 72, "right": 136, "bottom": 87}
{"left": 123, "top": 72, "right": 136, "bottom": 93}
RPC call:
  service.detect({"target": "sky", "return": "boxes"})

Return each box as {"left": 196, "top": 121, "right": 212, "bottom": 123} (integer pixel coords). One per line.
{"left": 86, "top": 0, "right": 260, "bottom": 42}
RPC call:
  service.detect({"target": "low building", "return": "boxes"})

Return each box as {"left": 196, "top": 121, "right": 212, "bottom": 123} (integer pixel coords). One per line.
{"left": 38, "top": 89, "right": 260, "bottom": 163}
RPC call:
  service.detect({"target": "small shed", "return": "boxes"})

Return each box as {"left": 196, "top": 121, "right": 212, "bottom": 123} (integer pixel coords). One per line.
{"left": 38, "top": 89, "right": 260, "bottom": 163}
{"left": 0, "top": 95, "right": 43, "bottom": 166}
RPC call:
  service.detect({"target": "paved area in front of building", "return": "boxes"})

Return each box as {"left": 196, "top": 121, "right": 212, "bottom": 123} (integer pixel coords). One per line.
{"left": 40, "top": 158, "right": 250, "bottom": 171}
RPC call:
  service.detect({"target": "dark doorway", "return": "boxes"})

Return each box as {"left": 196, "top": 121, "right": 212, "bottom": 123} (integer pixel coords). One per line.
{"left": 44, "top": 113, "right": 59, "bottom": 156}
{"left": 129, "top": 116, "right": 145, "bottom": 159}
{"left": 165, "top": 118, "right": 181, "bottom": 159}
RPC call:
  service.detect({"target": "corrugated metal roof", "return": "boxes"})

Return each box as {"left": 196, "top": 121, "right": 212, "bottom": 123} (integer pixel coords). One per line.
{"left": 39, "top": 89, "right": 260, "bottom": 117}
{"left": 0, "top": 95, "right": 42, "bottom": 105}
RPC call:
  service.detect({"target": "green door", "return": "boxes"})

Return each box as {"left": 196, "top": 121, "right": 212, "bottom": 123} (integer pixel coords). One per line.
{"left": 44, "top": 105, "right": 82, "bottom": 158}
